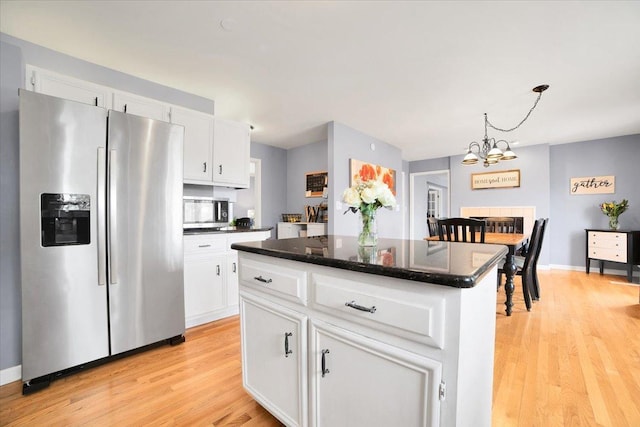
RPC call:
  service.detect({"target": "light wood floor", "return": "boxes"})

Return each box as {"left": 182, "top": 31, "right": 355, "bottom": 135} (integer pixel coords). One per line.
{"left": 1, "top": 270, "right": 639, "bottom": 426}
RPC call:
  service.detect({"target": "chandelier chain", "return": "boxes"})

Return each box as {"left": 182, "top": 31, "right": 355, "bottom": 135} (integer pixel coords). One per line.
{"left": 485, "top": 91, "right": 544, "bottom": 133}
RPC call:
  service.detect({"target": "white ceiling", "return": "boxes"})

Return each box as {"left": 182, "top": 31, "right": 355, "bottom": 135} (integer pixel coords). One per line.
{"left": 2, "top": 1, "right": 639, "bottom": 161}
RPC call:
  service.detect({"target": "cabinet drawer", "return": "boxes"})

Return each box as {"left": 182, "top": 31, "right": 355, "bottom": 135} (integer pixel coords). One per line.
{"left": 589, "top": 247, "right": 627, "bottom": 263}
{"left": 588, "top": 231, "right": 626, "bottom": 243}
{"left": 588, "top": 235, "right": 627, "bottom": 251}
{"left": 184, "top": 234, "right": 227, "bottom": 254}
{"left": 239, "top": 258, "right": 307, "bottom": 305}
{"left": 310, "top": 273, "right": 445, "bottom": 349}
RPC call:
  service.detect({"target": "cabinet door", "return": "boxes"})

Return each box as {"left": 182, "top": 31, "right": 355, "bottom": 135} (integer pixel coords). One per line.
{"left": 226, "top": 252, "right": 239, "bottom": 307}
{"left": 184, "top": 253, "right": 226, "bottom": 323}
{"left": 113, "top": 91, "right": 170, "bottom": 121}
{"left": 171, "top": 106, "right": 214, "bottom": 183}
{"left": 240, "top": 294, "right": 308, "bottom": 427}
{"left": 310, "top": 321, "right": 441, "bottom": 427}
{"left": 28, "top": 65, "right": 112, "bottom": 108}
{"left": 306, "top": 223, "right": 327, "bottom": 237}
{"left": 212, "top": 118, "right": 250, "bottom": 188}
{"left": 278, "top": 222, "right": 298, "bottom": 239}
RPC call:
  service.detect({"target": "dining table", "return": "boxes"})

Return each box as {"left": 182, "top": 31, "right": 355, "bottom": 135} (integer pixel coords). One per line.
{"left": 426, "top": 232, "right": 529, "bottom": 316}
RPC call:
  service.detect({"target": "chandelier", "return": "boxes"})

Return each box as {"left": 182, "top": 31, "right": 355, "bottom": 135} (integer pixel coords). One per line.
{"left": 462, "top": 84, "right": 549, "bottom": 167}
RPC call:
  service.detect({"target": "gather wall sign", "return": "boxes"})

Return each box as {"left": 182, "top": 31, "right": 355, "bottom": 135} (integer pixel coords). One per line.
{"left": 570, "top": 175, "right": 615, "bottom": 195}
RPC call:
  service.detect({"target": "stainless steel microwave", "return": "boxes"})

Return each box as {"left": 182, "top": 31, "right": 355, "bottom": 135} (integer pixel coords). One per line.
{"left": 183, "top": 197, "right": 229, "bottom": 229}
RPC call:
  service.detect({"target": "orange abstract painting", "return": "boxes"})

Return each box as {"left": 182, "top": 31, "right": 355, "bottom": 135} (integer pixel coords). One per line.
{"left": 349, "top": 159, "right": 396, "bottom": 195}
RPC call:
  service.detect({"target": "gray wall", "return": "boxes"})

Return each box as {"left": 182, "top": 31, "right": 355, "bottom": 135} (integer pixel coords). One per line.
{"left": 409, "top": 138, "right": 640, "bottom": 272}
{"left": 549, "top": 135, "right": 640, "bottom": 268}
{"left": 449, "top": 144, "right": 551, "bottom": 266}
{"left": 409, "top": 156, "right": 450, "bottom": 173}
{"left": 328, "top": 121, "right": 404, "bottom": 238}
{"left": 286, "top": 140, "right": 328, "bottom": 217}
{"left": 0, "top": 40, "right": 23, "bottom": 371}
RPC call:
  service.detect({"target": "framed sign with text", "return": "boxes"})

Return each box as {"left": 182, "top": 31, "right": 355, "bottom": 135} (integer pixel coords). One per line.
{"left": 570, "top": 175, "right": 615, "bottom": 194}
{"left": 471, "top": 169, "right": 521, "bottom": 190}
{"left": 305, "top": 171, "right": 328, "bottom": 197}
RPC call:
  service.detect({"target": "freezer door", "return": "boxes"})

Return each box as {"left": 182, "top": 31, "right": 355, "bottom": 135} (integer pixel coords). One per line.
{"left": 107, "top": 111, "right": 185, "bottom": 354}
{"left": 19, "top": 90, "right": 109, "bottom": 381}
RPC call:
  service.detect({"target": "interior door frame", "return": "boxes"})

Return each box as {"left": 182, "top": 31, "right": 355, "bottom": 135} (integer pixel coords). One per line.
{"left": 409, "top": 169, "right": 450, "bottom": 240}
{"left": 250, "top": 157, "right": 262, "bottom": 227}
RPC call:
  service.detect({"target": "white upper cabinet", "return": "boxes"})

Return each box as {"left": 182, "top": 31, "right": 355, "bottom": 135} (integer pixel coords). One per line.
{"left": 170, "top": 106, "right": 214, "bottom": 183}
{"left": 26, "top": 66, "right": 249, "bottom": 186}
{"left": 112, "top": 91, "right": 170, "bottom": 122}
{"left": 27, "top": 65, "right": 112, "bottom": 109}
{"left": 212, "top": 118, "right": 250, "bottom": 188}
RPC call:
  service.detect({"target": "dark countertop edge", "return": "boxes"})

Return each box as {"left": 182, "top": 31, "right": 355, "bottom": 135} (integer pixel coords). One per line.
{"left": 231, "top": 243, "right": 509, "bottom": 289}
{"left": 184, "top": 226, "right": 273, "bottom": 235}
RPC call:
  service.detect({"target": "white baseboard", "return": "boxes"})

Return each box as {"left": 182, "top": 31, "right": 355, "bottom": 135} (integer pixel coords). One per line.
{"left": 185, "top": 305, "right": 239, "bottom": 329}
{"left": 0, "top": 364, "right": 21, "bottom": 386}
{"left": 550, "top": 264, "right": 639, "bottom": 278}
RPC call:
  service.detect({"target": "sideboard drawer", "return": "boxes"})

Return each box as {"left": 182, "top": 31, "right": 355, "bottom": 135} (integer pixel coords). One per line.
{"left": 239, "top": 257, "right": 307, "bottom": 305}
{"left": 589, "top": 247, "right": 627, "bottom": 263}
{"left": 588, "top": 231, "right": 626, "bottom": 246}
{"left": 309, "top": 272, "right": 445, "bottom": 349}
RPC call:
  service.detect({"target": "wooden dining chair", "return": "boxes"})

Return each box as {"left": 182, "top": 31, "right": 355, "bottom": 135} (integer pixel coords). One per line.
{"left": 497, "top": 218, "right": 543, "bottom": 311}
{"left": 529, "top": 218, "right": 548, "bottom": 301}
{"left": 427, "top": 217, "right": 439, "bottom": 237}
{"left": 485, "top": 217, "right": 516, "bottom": 233}
{"left": 437, "top": 218, "right": 486, "bottom": 243}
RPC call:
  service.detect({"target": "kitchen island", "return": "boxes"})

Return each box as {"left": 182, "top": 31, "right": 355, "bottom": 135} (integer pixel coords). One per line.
{"left": 231, "top": 235, "right": 508, "bottom": 427}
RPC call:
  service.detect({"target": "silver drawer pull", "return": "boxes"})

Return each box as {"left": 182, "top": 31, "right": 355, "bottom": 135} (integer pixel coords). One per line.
{"left": 198, "top": 244, "right": 211, "bottom": 248}
{"left": 254, "top": 276, "right": 272, "bottom": 284}
{"left": 345, "top": 301, "right": 377, "bottom": 313}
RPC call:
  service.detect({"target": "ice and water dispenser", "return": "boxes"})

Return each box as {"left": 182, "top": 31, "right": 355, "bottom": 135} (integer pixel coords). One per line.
{"left": 40, "top": 193, "right": 90, "bottom": 246}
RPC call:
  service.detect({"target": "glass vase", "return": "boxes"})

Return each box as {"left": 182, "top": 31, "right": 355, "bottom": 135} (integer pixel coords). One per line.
{"left": 358, "top": 209, "right": 378, "bottom": 247}
{"left": 608, "top": 215, "right": 620, "bottom": 230}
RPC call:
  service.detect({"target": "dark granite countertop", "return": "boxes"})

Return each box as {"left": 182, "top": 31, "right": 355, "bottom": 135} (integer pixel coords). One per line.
{"left": 231, "top": 235, "right": 508, "bottom": 288}
{"left": 184, "top": 226, "right": 273, "bottom": 235}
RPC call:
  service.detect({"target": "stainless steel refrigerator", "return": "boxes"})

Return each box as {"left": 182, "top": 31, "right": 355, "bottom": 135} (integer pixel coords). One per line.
{"left": 19, "top": 89, "right": 185, "bottom": 393}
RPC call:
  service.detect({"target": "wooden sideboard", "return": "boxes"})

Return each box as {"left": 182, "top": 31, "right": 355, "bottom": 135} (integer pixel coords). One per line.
{"left": 585, "top": 229, "right": 640, "bottom": 282}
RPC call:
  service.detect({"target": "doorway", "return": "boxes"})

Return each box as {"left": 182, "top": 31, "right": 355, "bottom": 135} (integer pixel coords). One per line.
{"left": 409, "top": 170, "right": 450, "bottom": 240}
{"left": 234, "top": 158, "right": 262, "bottom": 226}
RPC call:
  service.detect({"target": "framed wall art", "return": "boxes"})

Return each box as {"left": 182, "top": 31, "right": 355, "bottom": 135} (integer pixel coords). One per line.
{"left": 305, "top": 171, "right": 328, "bottom": 197}
{"left": 471, "top": 169, "right": 520, "bottom": 190}
{"left": 570, "top": 175, "right": 615, "bottom": 194}
{"left": 349, "top": 158, "right": 396, "bottom": 194}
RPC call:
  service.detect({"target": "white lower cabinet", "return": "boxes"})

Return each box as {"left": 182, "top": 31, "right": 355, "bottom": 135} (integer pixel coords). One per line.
{"left": 184, "top": 252, "right": 226, "bottom": 320}
{"left": 226, "top": 251, "right": 240, "bottom": 307}
{"left": 309, "top": 320, "right": 441, "bottom": 427}
{"left": 240, "top": 294, "right": 308, "bottom": 427}
{"left": 184, "top": 231, "right": 271, "bottom": 328}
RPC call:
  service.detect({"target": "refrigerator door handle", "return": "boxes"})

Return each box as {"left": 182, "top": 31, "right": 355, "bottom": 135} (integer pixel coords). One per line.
{"left": 108, "top": 149, "right": 119, "bottom": 285}
{"left": 97, "top": 147, "right": 107, "bottom": 286}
